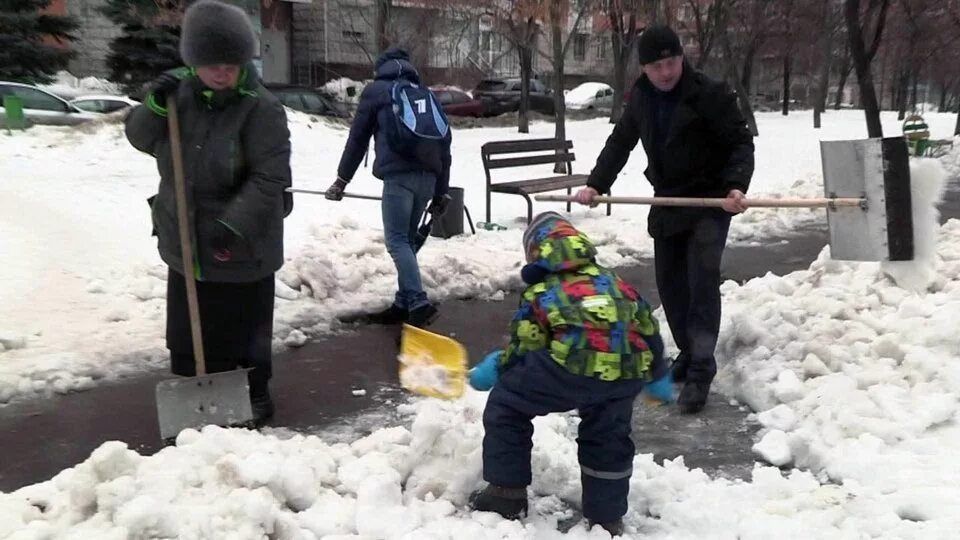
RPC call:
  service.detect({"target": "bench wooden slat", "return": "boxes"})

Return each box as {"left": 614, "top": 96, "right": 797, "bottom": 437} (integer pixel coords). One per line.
{"left": 490, "top": 174, "right": 588, "bottom": 194}
{"left": 485, "top": 153, "right": 575, "bottom": 170}
{"left": 482, "top": 138, "right": 573, "bottom": 155}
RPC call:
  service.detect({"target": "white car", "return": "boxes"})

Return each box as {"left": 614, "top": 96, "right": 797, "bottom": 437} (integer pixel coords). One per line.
{"left": 566, "top": 82, "right": 615, "bottom": 111}
{"left": 0, "top": 81, "right": 99, "bottom": 127}
{"left": 70, "top": 94, "right": 139, "bottom": 114}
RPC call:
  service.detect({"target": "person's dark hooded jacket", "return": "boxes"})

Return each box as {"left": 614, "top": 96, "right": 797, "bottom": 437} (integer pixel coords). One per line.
{"left": 125, "top": 66, "right": 292, "bottom": 283}
{"left": 336, "top": 48, "right": 452, "bottom": 197}
{"left": 587, "top": 60, "right": 754, "bottom": 237}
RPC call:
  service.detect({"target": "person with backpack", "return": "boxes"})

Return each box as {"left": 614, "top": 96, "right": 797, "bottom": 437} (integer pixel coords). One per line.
{"left": 327, "top": 47, "right": 452, "bottom": 329}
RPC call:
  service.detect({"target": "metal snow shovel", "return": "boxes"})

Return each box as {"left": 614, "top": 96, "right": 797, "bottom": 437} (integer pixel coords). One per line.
{"left": 538, "top": 137, "right": 915, "bottom": 262}
{"left": 398, "top": 324, "right": 468, "bottom": 400}
{"left": 155, "top": 97, "right": 254, "bottom": 441}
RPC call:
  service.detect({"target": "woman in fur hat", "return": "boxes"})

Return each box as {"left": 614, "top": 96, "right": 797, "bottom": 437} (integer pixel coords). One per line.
{"left": 125, "top": 0, "right": 292, "bottom": 425}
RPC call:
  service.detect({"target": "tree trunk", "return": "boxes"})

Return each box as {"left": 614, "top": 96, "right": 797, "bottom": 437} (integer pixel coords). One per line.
{"left": 814, "top": 0, "right": 833, "bottom": 129}
{"left": 518, "top": 45, "right": 532, "bottom": 134}
{"left": 910, "top": 68, "right": 918, "bottom": 112}
{"left": 609, "top": 11, "right": 635, "bottom": 124}
{"left": 551, "top": 4, "right": 566, "bottom": 174}
{"left": 844, "top": 0, "right": 884, "bottom": 137}
{"left": 834, "top": 56, "right": 852, "bottom": 109}
{"left": 897, "top": 66, "right": 909, "bottom": 120}
{"left": 955, "top": 109, "right": 960, "bottom": 135}
{"left": 939, "top": 81, "right": 949, "bottom": 112}
{"left": 375, "top": 0, "right": 391, "bottom": 53}
{"left": 782, "top": 56, "right": 791, "bottom": 115}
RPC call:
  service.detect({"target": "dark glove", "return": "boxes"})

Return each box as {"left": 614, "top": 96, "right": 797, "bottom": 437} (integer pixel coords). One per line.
{"left": 148, "top": 72, "right": 183, "bottom": 104}
{"left": 325, "top": 177, "right": 349, "bottom": 201}
{"left": 206, "top": 221, "right": 237, "bottom": 262}
{"left": 427, "top": 194, "right": 452, "bottom": 216}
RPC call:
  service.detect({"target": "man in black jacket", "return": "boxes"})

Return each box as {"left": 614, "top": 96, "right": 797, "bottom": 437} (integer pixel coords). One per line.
{"left": 575, "top": 25, "right": 754, "bottom": 414}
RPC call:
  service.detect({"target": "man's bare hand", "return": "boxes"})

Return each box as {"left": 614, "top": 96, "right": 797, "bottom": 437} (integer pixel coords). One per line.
{"left": 721, "top": 189, "right": 748, "bottom": 214}
{"left": 574, "top": 187, "right": 600, "bottom": 207}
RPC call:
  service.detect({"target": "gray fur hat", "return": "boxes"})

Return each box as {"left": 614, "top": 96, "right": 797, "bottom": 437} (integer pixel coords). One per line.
{"left": 180, "top": 0, "right": 257, "bottom": 67}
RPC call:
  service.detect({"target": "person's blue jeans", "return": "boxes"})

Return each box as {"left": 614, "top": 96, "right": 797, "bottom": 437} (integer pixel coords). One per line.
{"left": 382, "top": 171, "right": 436, "bottom": 310}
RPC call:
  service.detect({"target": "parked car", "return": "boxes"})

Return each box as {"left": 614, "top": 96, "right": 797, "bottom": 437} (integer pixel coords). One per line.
{"left": 566, "top": 82, "right": 614, "bottom": 110}
{"left": 431, "top": 87, "right": 485, "bottom": 117}
{"left": 0, "top": 81, "right": 99, "bottom": 127}
{"left": 264, "top": 84, "right": 349, "bottom": 118}
{"left": 472, "top": 78, "right": 555, "bottom": 116}
{"left": 70, "top": 94, "right": 139, "bottom": 114}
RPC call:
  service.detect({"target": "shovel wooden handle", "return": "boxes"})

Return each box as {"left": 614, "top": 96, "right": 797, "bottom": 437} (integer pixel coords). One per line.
{"left": 535, "top": 194, "right": 866, "bottom": 209}
{"left": 285, "top": 187, "right": 382, "bottom": 201}
{"left": 167, "top": 97, "right": 206, "bottom": 376}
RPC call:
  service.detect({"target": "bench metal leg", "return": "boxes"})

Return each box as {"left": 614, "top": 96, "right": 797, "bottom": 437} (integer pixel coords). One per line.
{"left": 607, "top": 189, "right": 612, "bottom": 216}
{"left": 522, "top": 193, "right": 533, "bottom": 224}
{"left": 486, "top": 187, "right": 491, "bottom": 223}
{"left": 566, "top": 186, "right": 572, "bottom": 214}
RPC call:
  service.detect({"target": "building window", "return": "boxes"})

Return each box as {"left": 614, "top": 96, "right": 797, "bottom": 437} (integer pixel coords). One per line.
{"left": 595, "top": 35, "right": 607, "bottom": 60}
{"left": 574, "top": 33, "right": 588, "bottom": 61}
{"left": 677, "top": 5, "right": 693, "bottom": 22}
{"left": 480, "top": 30, "right": 493, "bottom": 52}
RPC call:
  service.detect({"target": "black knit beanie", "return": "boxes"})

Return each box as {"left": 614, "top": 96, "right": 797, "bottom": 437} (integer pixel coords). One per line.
{"left": 637, "top": 25, "right": 682, "bottom": 65}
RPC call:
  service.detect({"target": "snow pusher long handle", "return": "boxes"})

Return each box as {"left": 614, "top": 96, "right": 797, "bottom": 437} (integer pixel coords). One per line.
{"left": 285, "top": 187, "right": 382, "bottom": 201}
{"left": 167, "top": 97, "right": 207, "bottom": 376}
{"left": 535, "top": 194, "right": 866, "bottom": 210}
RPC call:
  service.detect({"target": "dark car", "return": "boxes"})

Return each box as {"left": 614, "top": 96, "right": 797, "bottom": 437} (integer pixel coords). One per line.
{"left": 264, "top": 84, "right": 349, "bottom": 118}
{"left": 431, "top": 87, "right": 485, "bottom": 117}
{"left": 473, "top": 78, "right": 555, "bottom": 116}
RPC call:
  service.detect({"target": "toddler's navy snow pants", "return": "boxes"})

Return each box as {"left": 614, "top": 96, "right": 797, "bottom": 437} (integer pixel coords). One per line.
{"left": 482, "top": 351, "right": 646, "bottom": 524}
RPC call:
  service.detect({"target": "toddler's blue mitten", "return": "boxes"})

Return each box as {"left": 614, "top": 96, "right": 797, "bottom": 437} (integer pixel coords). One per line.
{"left": 469, "top": 350, "right": 502, "bottom": 391}
{"left": 642, "top": 371, "right": 676, "bottom": 404}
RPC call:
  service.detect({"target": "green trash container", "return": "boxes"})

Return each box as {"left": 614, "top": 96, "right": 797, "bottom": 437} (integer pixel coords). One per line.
{"left": 2, "top": 95, "right": 26, "bottom": 130}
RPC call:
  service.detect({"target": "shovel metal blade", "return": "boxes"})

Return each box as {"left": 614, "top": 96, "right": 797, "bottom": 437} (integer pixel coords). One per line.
{"left": 155, "top": 369, "right": 254, "bottom": 441}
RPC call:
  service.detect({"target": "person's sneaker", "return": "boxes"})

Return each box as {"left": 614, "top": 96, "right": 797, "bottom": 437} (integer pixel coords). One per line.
{"left": 406, "top": 303, "right": 439, "bottom": 328}
{"left": 365, "top": 304, "right": 408, "bottom": 325}
{"left": 469, "top": 485, "right": 528, "bottom": 519}
{"left": 678, "top": 381, "right": 711, "bottom": 414}
{"left": 588, "top": 519, "right": 624, "bottom": 536}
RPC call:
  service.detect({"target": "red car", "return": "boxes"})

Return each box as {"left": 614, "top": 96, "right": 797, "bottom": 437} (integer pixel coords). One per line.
{"left": 431, "top": 87, "right": 485, "bottom": 117}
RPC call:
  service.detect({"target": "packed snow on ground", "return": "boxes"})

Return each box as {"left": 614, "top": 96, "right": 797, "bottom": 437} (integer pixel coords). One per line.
{"left": 0, "top": 110, "right": 957, "bottom": 404}
{"left": 2, "top": 160, "right": 959, "bottom": 537}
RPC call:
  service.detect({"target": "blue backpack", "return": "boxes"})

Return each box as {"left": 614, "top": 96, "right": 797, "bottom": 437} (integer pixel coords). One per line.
{"left": 386, "top": 77, "right": 450, "bottom": 158}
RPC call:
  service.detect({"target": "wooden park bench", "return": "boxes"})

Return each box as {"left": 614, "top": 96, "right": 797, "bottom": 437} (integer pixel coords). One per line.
{"left": 481, "top": 137, "right": 611, "bottom": 224}
{"left": 903, "top": 114, "right": 954, "bottom": 158}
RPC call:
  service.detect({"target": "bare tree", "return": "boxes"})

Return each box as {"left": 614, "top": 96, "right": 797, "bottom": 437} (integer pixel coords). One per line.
{"left": 844, "top": 0, "right": 891, "bottom": 137}
{"left": 606, "top": 0, "right": 644, "bottom": 123}
{"left": 812, "top": 0, "right": 843, "bottom": 127}
{"left": 673, "top": 0, "right": 733, "bottom": 71}
{"left": 541, "top": 0, "right": 593, "bottom": 170}
{"left": 719, "top": 0, "right": 770, "bottom": 135}
{"left": 833, "top": 42, "right": 853, "bottom": 109}
{"left": 487, "top": 1, "right": 547, "bottom": 133}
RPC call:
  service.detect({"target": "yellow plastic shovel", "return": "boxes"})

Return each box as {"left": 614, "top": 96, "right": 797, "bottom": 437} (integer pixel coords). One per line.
{"left": 398, "top": 324, "right": 467, "bottom": 400}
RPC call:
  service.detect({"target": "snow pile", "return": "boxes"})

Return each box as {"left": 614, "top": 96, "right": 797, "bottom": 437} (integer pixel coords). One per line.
{"left": 40, "top": 72, "right": 126, "bottom": 100}
{"left": 322, "top": 77, "right": 369, "bottom": 105}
